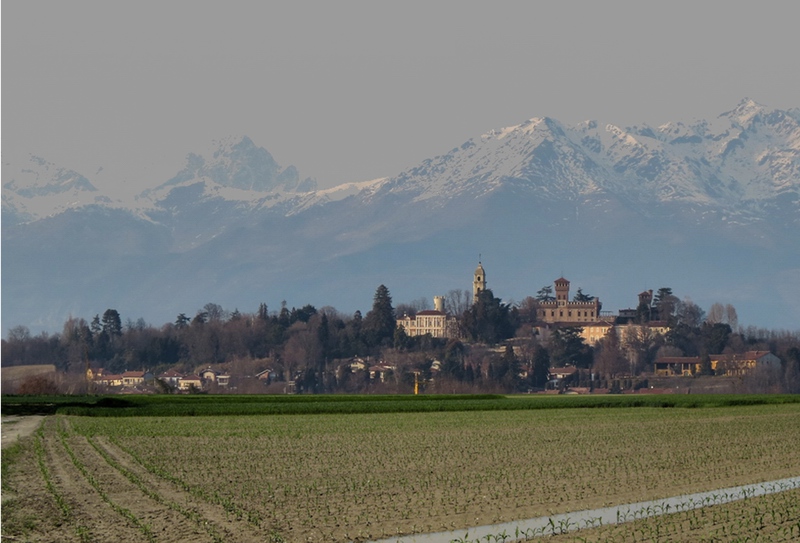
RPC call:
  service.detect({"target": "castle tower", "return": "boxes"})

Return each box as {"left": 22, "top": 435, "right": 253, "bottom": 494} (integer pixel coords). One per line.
{"left": 473, "top": 262, "right": 486, "bottom": 303}
{"left": 554, "top": 277, "right": 570, "bottom": 307}
{"left": 433, "top": 296, "right": 445, "bottom": 313}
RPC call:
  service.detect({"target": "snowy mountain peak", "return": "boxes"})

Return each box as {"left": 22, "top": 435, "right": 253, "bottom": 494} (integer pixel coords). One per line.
{"left": 148, "top": 135, "right": 316, "bottom": 196}
{"left": 720, "top": 97, "right": 769, "bottom": 127}
{"left": 3, "top": 155, "right": 98, "bottom": 196}
{"left": 2, "top": 155, "right": 106, "bottom": 224}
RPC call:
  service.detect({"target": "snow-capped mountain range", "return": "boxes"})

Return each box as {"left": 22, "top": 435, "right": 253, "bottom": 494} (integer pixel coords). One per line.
{"left": 3, "top": 99, "right": 799, "bottom": 333}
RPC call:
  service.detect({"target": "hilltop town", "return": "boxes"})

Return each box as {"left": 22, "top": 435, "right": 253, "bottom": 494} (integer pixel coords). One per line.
{"left": 3, "top": 262, "right": 799, "bottom": 396}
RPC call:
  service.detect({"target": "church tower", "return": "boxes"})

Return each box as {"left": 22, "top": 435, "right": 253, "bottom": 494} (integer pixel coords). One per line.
{"left": 473, "top": 262, "right": 486, "bottom": 303}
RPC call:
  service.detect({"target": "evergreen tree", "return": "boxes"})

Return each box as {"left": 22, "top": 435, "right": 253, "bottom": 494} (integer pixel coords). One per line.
{"left": 90, "top": 315, "right": 102, "bottom": 336}
{"left": 573, "top": 288, "right": 595, "bottom": 302}
{"left": 101, "top": 309, "right": 122, "bottom": 338}
{"left": 549, "top": 326, "right": 592, "bottom": 368}
{"left": 441, "top": 340, "right": 466, "bottom": 380}
{"left": 497, "top": 344, "right": 522, "bottom": 390}
{"left": 635, "top": 301, "right": 652, "bottom": 323}
{"left": 465, "top": 289, "right": 514, "bottom": 344}
{"left": 363, "top": 285, "right": 396, "bottom": 348}
{"left": 278, "top": 301, "right": 291, "bottom": 328}
{"left": 175, "top": 313, "right": 190, "bottom": 329}
{"left": 654, "top": 288, "right": 678, "bottom": 321}
{"left": 531, "top": 346, "right": 550, "bottom": 388}
{"left": 535, "top": 285, "right": 555, "bottom": 302}
{"left": 698, "top": 353, "right": 714, "bottom": 375}
{"left": 701, "top": 322, "right": 732, "bottom": 354}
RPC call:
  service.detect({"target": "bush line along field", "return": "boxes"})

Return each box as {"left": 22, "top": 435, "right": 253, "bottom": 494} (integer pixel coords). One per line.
{"left": 3, "top": 392, "right": 800, "bottom": 417}
{"left": 3, "top": 399, "right": 800, "bottom": 543}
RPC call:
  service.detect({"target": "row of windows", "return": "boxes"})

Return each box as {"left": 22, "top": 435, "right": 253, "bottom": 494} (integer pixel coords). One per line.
{"left": 540, "top": 310, "right": 596, "bottom": 318}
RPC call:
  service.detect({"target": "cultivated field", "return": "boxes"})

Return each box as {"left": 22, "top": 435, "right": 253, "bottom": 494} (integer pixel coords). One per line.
{"left": 2, "top": 400, "right": 800, "bottom": 542}
{"left": 541, "top": 486, "right": 800, "bottom": 542}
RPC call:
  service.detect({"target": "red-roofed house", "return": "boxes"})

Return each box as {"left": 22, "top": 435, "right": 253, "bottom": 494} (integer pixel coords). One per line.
{"left": 711, "top": 351, "right": 781, "bottom": 376}
{"left": 179, "top": 375, "right": 202, "bottom": 391}
{"left": 122, "top": 371, "right": 145, "bottom": 387}
{"left": 158, "top": 370, "right": 183, "bottom": 387}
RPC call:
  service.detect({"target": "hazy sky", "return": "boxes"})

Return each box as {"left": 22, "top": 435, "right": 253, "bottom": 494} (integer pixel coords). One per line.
{"left": 3, "top": 1, "right": 798, "bottom": 195}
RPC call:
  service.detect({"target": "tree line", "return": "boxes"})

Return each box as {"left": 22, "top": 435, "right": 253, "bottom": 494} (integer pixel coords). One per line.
{"left": 3, "top": 284, "right": 800, "bottom": 394}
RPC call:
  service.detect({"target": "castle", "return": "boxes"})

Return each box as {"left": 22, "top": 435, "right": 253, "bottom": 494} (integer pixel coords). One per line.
{"left": 536, "top": 277, "right": 603, "bottom": 324}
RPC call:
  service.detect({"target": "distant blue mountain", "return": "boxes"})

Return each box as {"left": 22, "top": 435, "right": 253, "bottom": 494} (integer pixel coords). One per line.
{"left": 3, "top": 99, "right": 799, "bottom": 334}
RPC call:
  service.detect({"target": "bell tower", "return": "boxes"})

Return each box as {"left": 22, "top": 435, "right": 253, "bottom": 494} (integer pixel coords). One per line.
{"left": 473, "top": 262, "right": 486, "bottom": 303}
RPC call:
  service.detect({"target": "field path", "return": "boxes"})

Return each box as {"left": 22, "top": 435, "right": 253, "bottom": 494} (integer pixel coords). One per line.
{"left": 1, "top": 414, "right": 45, "bottom": 448}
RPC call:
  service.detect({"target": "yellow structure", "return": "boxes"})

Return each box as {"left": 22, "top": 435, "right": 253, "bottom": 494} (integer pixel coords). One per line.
{"left": 396, "top": 296, "right": 458, "bottom": 339}
{"left": 580, "top": 322, "right": 669, "bottom": 346}
{"left": 654, "top": 351, "right": 780, "bottom": 376}
{"left": 537, "top": 277, "right": 602, "bottom": 324}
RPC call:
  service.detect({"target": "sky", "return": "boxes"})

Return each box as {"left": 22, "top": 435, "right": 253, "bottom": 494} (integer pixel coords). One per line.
{"left": 3, "top": 1, "right": 799, "bottom": 196}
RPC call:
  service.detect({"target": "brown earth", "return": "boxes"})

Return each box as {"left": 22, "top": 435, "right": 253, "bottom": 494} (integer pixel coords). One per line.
{"left": 2, "top": 415, "right": 45, "bottom": 449}
{"left": 1, "top": 417, "right": 269, "bottom": 542}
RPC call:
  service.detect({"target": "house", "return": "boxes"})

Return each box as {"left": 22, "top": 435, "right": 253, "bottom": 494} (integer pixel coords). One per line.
{"left": 654, "top": 351, "right": 781, "bottom": 377}
{"left": 655, "top": 357, "right": 702, "bottom": 376}
{"left": 256, "top": 368, "right": 275, "bottom": 382}
{"left": 199, "top": 367, "right": 231, "bottom": 387}
{"left": 548, "top": 366, "right": 579, "bottom": 388}
{"left": 711, "top": 351, "right": 781, "bottom": 376}
{"left": 122, "top": 371, "right": 145, "bottom": 387}
{"left": 580, "top": 322, "right": 670, "bottom": 346}
{"left": 178, "top": 374, "right": 202, "bottom": 391}
{"left": 94, "top": 373, "right": 123, "bottom": 387}
{"left": 578, "top": 321, "right": 616, "bottom": 344}
{"left": 158, "top": 370, "right": 183, "bottom": 387}
{"left": 348, "top": 358, "right": 368, "bottom": 372}
{"left": 396, "top": 296, "right": 458, "bottom": 338}
{"left": 368, "top": 364, "right": 396, "bottom": 383}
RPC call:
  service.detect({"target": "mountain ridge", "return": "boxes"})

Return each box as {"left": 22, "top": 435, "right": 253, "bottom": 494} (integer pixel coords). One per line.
{"left": 3, "top": 98, "right": 799, "bottom": 333}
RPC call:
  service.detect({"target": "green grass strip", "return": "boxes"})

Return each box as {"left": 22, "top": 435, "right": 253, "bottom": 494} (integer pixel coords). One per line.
{"left": 2, "top": 392, "right": 796, "bottom": 417}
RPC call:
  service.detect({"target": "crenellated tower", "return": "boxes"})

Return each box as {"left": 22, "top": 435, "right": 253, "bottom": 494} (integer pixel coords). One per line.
{"left": 554, "top": 277, "right": 570, "bottom": 307}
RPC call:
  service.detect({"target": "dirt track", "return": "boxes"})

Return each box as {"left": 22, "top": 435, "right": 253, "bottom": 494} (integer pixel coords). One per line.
{"left": 1, "top": 415, "right": 45, "bottom": 448}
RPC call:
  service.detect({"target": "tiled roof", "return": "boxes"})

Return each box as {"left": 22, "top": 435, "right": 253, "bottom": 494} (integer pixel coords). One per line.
{"left": 655, "top": 357, "right": 701, "bottom": 364}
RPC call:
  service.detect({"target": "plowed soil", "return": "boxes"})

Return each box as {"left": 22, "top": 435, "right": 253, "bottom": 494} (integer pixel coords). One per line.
{"left": 2, "top": 417, "right": 266, "bottom": 542}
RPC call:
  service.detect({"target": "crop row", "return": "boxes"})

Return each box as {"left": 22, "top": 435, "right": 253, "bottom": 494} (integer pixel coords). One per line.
{"left": 69, "top": 403, "right": 800, "bottom": 542}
